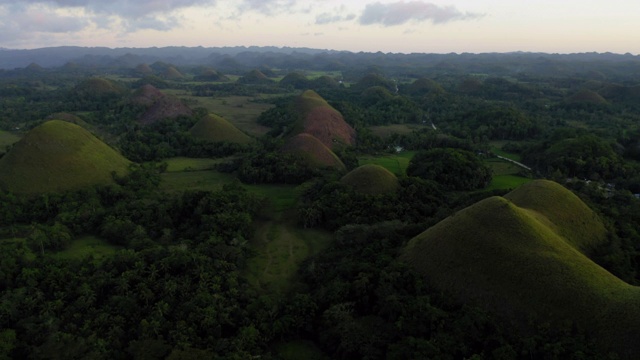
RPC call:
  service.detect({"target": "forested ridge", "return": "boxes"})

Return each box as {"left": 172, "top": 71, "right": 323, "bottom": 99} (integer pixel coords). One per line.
{"left": 1, "top": 52, "right": 640, "bottom": 358}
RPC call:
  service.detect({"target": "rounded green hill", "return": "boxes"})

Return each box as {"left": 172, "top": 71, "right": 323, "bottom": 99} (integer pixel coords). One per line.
{"left": 402, "top": 180, "right": 640, "bottom": 357}
{"left": 189, "top": 114, "right": 253, "bottom": 144}
{"left": 340, "top": 164, "right": 399, "bottom": 195}
{"left": 282, "top": 133, "right": 346, "bottom": 171}
{"left": 0, "top": 120, "right": 131, "bottom": 194}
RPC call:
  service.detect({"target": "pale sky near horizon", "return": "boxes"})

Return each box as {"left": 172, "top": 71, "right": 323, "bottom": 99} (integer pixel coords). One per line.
{"left": 0, "top": 0, "right": 638, "bottom": 54}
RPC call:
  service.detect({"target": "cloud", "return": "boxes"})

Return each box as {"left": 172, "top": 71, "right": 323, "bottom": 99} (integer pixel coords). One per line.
{"left": 316, "top": 12, "right": 356, "bottom": 25}
{"left": 360, "top": 1, "right": 482, "bottom": 26}
{"left": 239, "top": 0, "right": 297, "bottom": 15}
{"left": 0, "top": 0, "right": 216, "bottom": 19}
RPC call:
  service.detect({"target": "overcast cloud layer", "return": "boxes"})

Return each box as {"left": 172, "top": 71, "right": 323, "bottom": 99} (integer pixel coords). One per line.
{"left": 360, "top": 1, "right": 482, "bottom": 26}
{"left": 0, "top": 0, "right": 638, "bottom": 54}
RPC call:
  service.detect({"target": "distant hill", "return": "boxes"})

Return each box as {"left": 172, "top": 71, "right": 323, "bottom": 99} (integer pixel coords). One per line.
{"left": 237, "top": 69, "right": 273, "bottom": 84}
{"left": 290, "top": 90, "right": 356, "bottom": 150}
{"left": 162, "top": 66, "right": 184, "bottom": 80}
{"left": 406, "top": 78, "right": 445, "bottom": 96}
{"left": 189, "top": 114, "right": 253, "bottom": 144}
{"left": 340, "top": 164, "right": 399, "bottom": 195}
{"left": 402, "top": 180, "right": 640, "bottom": 358}
{"left": 131, "top": 84, "right": 165, "bottom": 107}
{"left": 565, "top": 89, "right": 608, "bottom": 105}
{"left": 138, "top": 95, "right": 193, "bottom": 125}
{"left": 72, "top": 78, "right": 125, "bottom": 100}
{"left": 0, "top": 120, "right": 131, "bottom": 193}
{"left": 282, "top": 133, "right": 346, "bottom": 171}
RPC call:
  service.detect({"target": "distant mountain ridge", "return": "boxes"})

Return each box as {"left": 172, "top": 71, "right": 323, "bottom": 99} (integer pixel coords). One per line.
{"left": 1, "top": 46, "right": 640, "bottom": 80}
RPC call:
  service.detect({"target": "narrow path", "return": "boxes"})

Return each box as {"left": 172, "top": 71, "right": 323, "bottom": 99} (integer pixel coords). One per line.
{"left": 496, "top": 155, "right": 532, "bottom": 171}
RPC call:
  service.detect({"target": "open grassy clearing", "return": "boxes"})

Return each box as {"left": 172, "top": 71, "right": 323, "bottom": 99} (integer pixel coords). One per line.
{"left": 489, "top": 141, "right": 523, "bottom": 161}
{"left": 160, "top": 170, "right": 236, "bottom": 193}
{"left": 163, "top": 91, "right": 277, "bottom": 136}
{"left": 160, "top": 165, "right": 298, "bottom": 213}
{"left": 369, "top": 124, "right": 430, "bottom": 138}
{"left": 358, "top": 151, "right": 416, "bottom": 176}
{"left": 245, "top": 221, "right": 332, "bottom": 294}
{"left": 0, "top": 130, "right": 21, "bottom": 149}
{"left": 163, "top": 157, "right": 233, "bottom": 172}
{"left": 52, "top": 235, "right": 120, "bottom": 261}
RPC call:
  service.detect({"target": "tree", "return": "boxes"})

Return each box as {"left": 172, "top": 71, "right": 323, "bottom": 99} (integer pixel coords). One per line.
{"left": 407, "top": 148, "right": 492, "bottom": 190}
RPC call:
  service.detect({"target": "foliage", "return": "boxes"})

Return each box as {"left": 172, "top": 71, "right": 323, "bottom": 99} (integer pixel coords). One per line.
{"left": 407, "top": 148, "right": 492, "bottom": 190}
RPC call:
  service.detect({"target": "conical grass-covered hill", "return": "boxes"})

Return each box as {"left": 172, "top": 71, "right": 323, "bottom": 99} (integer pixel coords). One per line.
{"left": 189, "top": 114, "right": 253, "bottom": 145}
{"left": 0, "top": 120, "right": 131, "bottom": 194}
{"left": 72, "top": 78, "right": 125, "bottom": 99}
{"left": 282, "top": 133, "right": 346, "bottom": 171}
{"left": 340, "top": 164, "right": 399, "bottom": 195}
{"left": 291, "top": 90, "right": 356, "bottom": 150}
{"left": 402, "top": 180, "right": 640, "bottom": 358}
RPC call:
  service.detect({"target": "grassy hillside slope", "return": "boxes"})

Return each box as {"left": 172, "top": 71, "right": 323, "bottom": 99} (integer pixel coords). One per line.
{"left": 0, "top": 120, "right": 131, "bottom": 193}
{"left": 340, "top": 164, "right": 399, "bottom": 195}
{"left": 402, "top": 180, "right": 640, "bottom": 358}
{"left": 189, "top": 114, "right": 253, "bottom": 144}
{"left": 282, "top": 133, "right": 346, "bottom": 171}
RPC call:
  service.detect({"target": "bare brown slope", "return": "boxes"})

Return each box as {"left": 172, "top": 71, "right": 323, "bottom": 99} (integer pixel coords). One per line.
{"left": 294, "top": 90, "right": 356, "bottom": 150}
{"left": 131, "top": 84, "right": 165, "bottom": 107}
{"left": 138, "top": 96, "right": 193, "bottom": 125}
{"left": 282, "top": 133, "right": 345, "bottom": 171}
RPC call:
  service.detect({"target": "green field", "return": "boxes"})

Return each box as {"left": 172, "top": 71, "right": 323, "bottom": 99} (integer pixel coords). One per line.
{"left": 163, "top": 91, "right": 277, "bottom": 136}
{"left": 358, "top": 151, "right": 416, "bottom": 176}
{"left": 163, "top": 157, "right": 232, "bottom": 172}
{"left": 0, "top": 130, "right": 20, "bottom": 150}
{"left": 245, "top": 222, "right": 332, "bottom": 294}
{"left": 52, "top": 236, "right": 120, "bottom": 261}
{"left": 160, "top": 170, "right": 236, "bottom": 193}
{"left": 489, "top": 141, "right": 523, "bottom": 162}
{"left": 369, "top": 124, "right": 430, "bottom": 138}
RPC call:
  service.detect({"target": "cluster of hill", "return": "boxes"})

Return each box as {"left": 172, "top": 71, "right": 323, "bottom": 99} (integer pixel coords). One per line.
{"left": 403, "top": 180, "right": 640, "bottom": 357}
{"left": 2, "top": 46, "right": 640, "bottom": 81}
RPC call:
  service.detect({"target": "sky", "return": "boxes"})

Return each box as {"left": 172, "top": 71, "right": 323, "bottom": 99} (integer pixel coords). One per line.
{"left": 0, "top": 0, "right": 638, "bottom": 54}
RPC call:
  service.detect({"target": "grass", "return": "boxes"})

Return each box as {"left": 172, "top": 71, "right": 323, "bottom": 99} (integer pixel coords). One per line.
{"left": 245, "top": 221, "right": 332, "bottom": 294}
{"left": 163, "top": 157, "right": 230, "bottom": 172}
{"left": 163, "top": 91, "right": 275, "bottom": 136}
{"left": 489, "top": 141, "right": 523, "bottom": 162}
{"left": 0, "top": 120, "right": 131, "bottom": 194}
{"left": 341, "top": 164, "right": 399, "bottom": 194}
{"left": 189, "top": 114, "right": 253, "bottom": 144}
{"left": 403, "top": 180, "right": 640, "bottom": 357}
{"left": 0, "top": 130, "right": 20, "bottom": 150}
{"left": 160, "top": 170, "right": 236, "bottom": 193}
{"left": 245, "top": 184, "right": 299, "bottom": 213}
{"left": 369, "top": 124, "right": 430, "bottom": 138}
{"left": 52, "top": 236, "right": 120, "bottom": 261}
{"left": 358, "top": 151, "right": 416, "bottom": 176}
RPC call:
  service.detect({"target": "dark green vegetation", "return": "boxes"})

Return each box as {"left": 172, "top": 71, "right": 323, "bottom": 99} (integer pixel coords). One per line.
{"left": 2, "top": 48, "right": 640, "bottom": 358}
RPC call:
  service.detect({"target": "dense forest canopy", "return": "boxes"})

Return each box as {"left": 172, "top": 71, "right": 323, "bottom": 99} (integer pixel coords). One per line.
{"left": 1, "top": 47, "right": 640, "bottom": 359}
